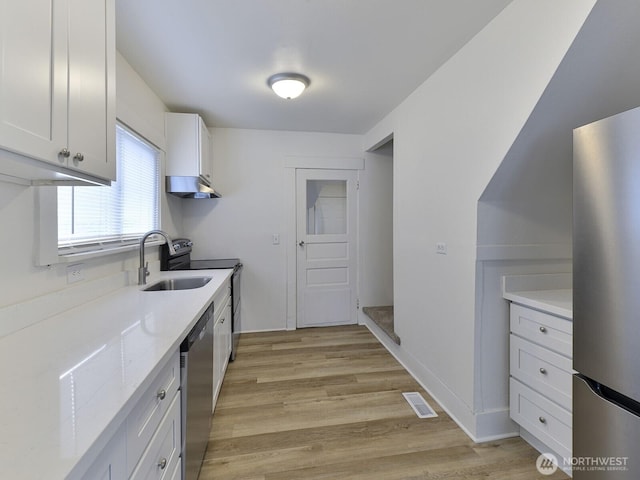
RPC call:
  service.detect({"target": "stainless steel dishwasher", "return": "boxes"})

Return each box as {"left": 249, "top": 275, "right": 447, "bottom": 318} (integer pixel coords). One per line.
{"left": 180, "top": 302, "right": 214, "bottom": 480}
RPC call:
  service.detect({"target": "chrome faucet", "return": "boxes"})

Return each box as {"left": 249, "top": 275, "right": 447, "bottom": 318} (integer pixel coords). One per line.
{"left": 138, "top": 230, "right": 176, "bottom": 285}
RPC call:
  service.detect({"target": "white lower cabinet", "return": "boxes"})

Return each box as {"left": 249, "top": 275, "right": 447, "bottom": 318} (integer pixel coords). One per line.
{"left": 72, "top": 350, "right": 182, "bottom": 479}
{"left": 510, "top": 378, "right": 572, "bottom": 459}
{"left": 169, "top": 458, "right": 182, "bottom": 480}
{"left": 130, "top": 392, "right": 181, "bottom": 480}
{"left": 126, "top": 353, "right": 181, "bottom": 477}
{"left": 509, "top": 303, "right": 573, "bottom": 465}
{"left": 80, "top": 427, "right": 127, "bottom": 480}
{"left": 212, "top": 281, "right": 232, "bottom": 411}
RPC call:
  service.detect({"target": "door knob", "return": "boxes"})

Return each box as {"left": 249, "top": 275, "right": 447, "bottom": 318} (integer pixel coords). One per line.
{"left": 298, "top": 240, "right": 305, "bottom": 247}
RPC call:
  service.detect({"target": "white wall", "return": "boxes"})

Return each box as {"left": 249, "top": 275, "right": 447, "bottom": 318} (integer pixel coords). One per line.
{"left": 115, "top": 53, "right": 183, "bottom": 238}
{"left": 362, "top": 0, "right": 596, "bottom": 440}
{"left": 475, "top": 0, "right": 640, "bottom": 429}
{"left": 181, "top": 128, "right": 363, "bottom": 332}
{"left": 358, "top": 145, "right": 393, "bottom": 310}
{"left": 0, "top": 53, "right": 176, "bottom": 310}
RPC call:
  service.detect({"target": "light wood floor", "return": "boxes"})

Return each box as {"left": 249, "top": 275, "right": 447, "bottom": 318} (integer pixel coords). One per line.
{"left": 200, "top": 325, "right": 567, "bottom": 479}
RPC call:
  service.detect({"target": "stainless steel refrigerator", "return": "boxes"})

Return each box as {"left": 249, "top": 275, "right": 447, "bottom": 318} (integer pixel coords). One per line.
{"left": 573, "top": 106, "right": 640, "bottom": 479}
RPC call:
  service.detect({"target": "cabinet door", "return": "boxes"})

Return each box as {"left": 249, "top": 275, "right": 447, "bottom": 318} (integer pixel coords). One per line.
{"left": 0, "top": 0, "right": 68, "bottom": 164}
{"left": 213, "top": 296, "right": 231, "bottom": 411}
{"left": 198, "top": 116, "right": 212, "bottom": 182}
{"left": 166, "top": 112, "right": 211, "bottom": 181}
{"left": 222, "top": 299, "right": 232, "bottom": 365}
{"left": 67, "top": 0, "right": 116, "bottom": 181}
{"left": 212, "top": 316, "right": 223, "bottom": 411}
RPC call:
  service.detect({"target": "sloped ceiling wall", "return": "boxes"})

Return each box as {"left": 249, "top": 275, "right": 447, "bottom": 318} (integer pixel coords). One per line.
{"left": 478, "top": 0, "right": 640, "bottom": 249}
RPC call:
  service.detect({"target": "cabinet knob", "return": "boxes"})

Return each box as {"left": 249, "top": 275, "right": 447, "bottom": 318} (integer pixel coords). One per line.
{"left": 158, "top": 458, "right": 167, "bottom": 470}
{"left": 539, "top": 367, "right": 547, "bottom": 375}
{"left": 538, "top": 416, "right": 547, "bottom": 424}
{"left": 59, "top": 148, "right": 71, "bottom": 158}
{"left": 73, "top": 152, "right": 84, "bottom": 162}
{"left": 539, "top": 326, "right": 547, "bottom": 333}
{"left": 157, "top": 389, "right": 166, "bottom": 400}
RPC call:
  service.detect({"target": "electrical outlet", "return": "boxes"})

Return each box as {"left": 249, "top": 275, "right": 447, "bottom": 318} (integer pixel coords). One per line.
{"left": 436, "top": 242, "right": 447, "bottom": 255}
{"left": 272, "top": 233, "right": 280, "bottom": 245}
{"left": 66, "top": 263, "right": 85, "bottom": 284}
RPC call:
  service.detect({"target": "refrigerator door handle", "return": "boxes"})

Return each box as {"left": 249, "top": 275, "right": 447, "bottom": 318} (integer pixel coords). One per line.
{"left": 578, "top": 374, "right": 640, "bottom": 418}
{"left": 573, "top": 374, "right": 640, "bottom": 478}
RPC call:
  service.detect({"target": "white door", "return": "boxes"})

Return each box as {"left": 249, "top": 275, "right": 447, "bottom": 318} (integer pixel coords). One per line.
{"left": 296, "top": 169, "right": 357, "bottom": 327}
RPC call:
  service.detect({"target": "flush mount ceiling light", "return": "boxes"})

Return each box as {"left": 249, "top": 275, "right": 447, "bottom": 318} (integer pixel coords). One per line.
{"left": 267, "top": 73, "right": 310, "bottom": 99}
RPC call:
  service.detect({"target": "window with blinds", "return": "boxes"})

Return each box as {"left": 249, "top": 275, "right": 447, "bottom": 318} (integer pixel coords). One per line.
{"left": 57, "top": 124, "right": 160, "bottom": 253}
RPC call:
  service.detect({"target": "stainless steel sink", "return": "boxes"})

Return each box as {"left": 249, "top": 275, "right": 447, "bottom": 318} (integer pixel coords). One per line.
{"left": 143, "top": 276, "right": 212, "bottom": 291}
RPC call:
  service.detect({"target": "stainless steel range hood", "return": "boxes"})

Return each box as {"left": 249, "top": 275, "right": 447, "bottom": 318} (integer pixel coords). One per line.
{"left": 166, "top": 176, "right": 221, "bottom": 198}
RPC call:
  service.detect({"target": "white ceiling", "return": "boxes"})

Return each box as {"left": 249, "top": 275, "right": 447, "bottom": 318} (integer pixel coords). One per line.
{"left": 115, "top": 0, "right": 512, "bottom": 134}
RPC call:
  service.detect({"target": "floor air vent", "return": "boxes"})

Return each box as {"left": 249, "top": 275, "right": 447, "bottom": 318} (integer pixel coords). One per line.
{"left": 402, "top": 392, "right": 437, "bottom": 418}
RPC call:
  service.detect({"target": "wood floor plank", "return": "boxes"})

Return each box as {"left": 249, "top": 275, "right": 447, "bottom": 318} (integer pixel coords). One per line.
{"left": 200, "top": 325, "right": 567, "bottom": 480}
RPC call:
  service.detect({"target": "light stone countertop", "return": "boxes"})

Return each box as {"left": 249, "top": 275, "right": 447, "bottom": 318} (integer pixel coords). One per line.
{"left": 0, "top": 269, "right": 232, "bottom": 480}
{"left": 502, "top": 273, "right": 573, "bottom": 319}
{"left": 503, "top": 288, "right": 573, "bottom": 319}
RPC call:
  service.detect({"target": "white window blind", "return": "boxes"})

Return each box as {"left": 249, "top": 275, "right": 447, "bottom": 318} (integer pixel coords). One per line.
{"left": 58, "top": 124, "right": 160, "bottom": 252}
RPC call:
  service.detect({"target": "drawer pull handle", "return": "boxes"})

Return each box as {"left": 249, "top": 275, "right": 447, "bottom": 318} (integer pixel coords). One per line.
{"left": 157, "top": 389, "right": 166, "bottom": 400}
{"left": 539, "top": 416, "right": 547, "bottom": 424}
{"left": 539, "top": 326, "right": 547, "bottom": 333}
{"left": 158, "top": 457, "right": 167, "bottom": 470}
{"left": 539, "top": 368, "right": 547, "bottom": 375}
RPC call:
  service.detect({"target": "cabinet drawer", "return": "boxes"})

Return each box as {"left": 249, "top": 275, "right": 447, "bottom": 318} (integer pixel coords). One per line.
{"left": 126, "top": 352, "right": 180, "bottom": 476}
{"left": 169, "top": 457, "right": 182, "bottom": 480}
{"left": 510, "top": 335, "right": 573, "bottom": 411}
{"left": 510, "top": 378, "right": 572, "bottom": 461}
{"left": 130, "top": 391, "right": 181, "bottom": 480}
{"left": 510, "top": 303, "right": 572, "bottom": 357}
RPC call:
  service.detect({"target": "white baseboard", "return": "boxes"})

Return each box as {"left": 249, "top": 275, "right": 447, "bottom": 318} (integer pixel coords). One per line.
{"left": 240, "top": 327, "right": 288, "bottom": 334}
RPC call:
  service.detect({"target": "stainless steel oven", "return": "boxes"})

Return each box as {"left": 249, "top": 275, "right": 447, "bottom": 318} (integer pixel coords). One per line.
{"left": 161, "top": 239, "right": 242, "bottom": 361}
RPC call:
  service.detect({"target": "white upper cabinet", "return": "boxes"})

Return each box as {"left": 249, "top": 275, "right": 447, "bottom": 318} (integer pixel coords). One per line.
{"left": 165, "top": 112, "right": 212, "bottom": 182}
{"left": 0, "top": 0, "right": 116, "bottom": 185}
{"left": 67, "top": 0, "right": 116, "bottom": 182}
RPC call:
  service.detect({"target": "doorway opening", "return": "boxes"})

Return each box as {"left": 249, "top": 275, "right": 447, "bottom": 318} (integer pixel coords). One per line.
{"left": 361, "top": 136, "right": 396, "bottom": 344}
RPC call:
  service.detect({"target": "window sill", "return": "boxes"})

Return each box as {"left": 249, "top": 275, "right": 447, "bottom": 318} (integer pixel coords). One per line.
{"left": 56, "top": 239, "right": 163, "bottom": 263}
